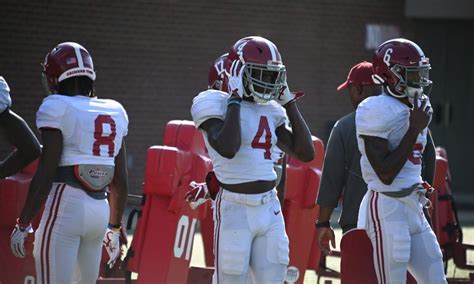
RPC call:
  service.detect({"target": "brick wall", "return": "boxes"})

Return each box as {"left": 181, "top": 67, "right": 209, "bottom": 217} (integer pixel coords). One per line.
{"left": 0, "top": 1, "right": 413, "bottom": 194}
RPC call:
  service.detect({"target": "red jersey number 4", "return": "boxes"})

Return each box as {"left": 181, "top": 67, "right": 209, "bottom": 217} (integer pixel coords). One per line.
{"left": 251, "top": 116, "right": 272, "bottom": 160}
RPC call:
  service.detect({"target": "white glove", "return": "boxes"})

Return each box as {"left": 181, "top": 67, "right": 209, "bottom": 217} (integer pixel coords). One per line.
{"left": 103, "top": 228, "right": 121, "bottom": 268}
{"left": 275, "top": 81, "right": 295, "bottom": 106}
{"left": 227, "top": 60, "right": 245, "bottom": 98}
{"left": 185, "top": 181, "right": 210, "bottom": 210}
{"left": 10, "top": 222, "right": 33, "bottom": 258}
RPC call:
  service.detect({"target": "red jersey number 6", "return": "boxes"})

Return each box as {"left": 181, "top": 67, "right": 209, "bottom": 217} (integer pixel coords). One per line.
{"left": 93, "top": 114, "right": 117, "bottom": 157}
{"left": 251, "top": 116, "right": 272, "bottom": 160}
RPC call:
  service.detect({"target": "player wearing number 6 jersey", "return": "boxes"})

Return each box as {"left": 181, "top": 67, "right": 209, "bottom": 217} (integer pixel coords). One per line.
{"left": 191, "top": 36, "right": 314, "bottom": 283}
{"left": 10, "top": 42, "right": 129, "bottom": 283}
{"left": 356, "top": 39, "right": 446, "bottom": 283}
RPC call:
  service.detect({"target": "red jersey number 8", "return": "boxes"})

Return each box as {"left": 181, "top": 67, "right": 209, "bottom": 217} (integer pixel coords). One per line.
{"left": 251, "top": 116, "right": 272, "bottom": 160}
{"left": 93, "top": 114, "right": 116, "bottom": 157}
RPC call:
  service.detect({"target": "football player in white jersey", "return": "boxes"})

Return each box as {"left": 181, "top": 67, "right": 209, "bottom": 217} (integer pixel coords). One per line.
{"left": 205, "top": 52, "right": 288, "bottom": 206}
{"left": 356, "top": 38, "right": 446, "bottom": 283}
{"left": 191, "top": 36, "right": 314, "bottom": 284}
{"left": 10, "top": 42, "right": 129, "bottom": 284}
{"left": 0, "top": 76, "right": 41, "bottom": 177}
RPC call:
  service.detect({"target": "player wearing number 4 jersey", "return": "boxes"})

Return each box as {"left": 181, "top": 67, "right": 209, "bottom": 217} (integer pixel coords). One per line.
{"left": 191, "top": 36, "right": 314, "bottom": 284}
{"left": 356, "top": 38, "right": 446, "bottom": 283}
{"left": 10, "top": 42, "right": 129, "bottom": 283}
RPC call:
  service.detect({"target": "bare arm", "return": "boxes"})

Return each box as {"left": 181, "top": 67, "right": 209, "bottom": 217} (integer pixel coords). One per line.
{"left": 19, "top": 129, "right": 62, "bottom": 224}
{"left": 276, "top": 102, "right": 314, "bottom": 162}
{"left": 199, "top": 98, "right": 241, "bottom": 159}
{"left": 421, "top": 130, "right": 436, "bottom": 184}
{"left": 0, "top": 109, "right": 41, "bottom": 178}
{"left": 276, "top": 156, "right": 287, "bottom": 208}
{"left": 362, "top": 131, "right": 419, "bottom": 185}
{"left": 108, "top": 141, "right": 129, "bottom": 226}
{"left": 362, "top": 95, "right": 432, "bottom": 185}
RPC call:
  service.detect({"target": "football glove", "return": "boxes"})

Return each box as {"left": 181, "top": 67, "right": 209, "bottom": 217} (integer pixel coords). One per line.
{"left": 228, "top": 60, "right": 245, "bottom": 98}
{"left": 10, "top": 219, "right": 33, "bottom": 258}
{"left": 185, "top": 181, "right": 210, "bottom": 210}
{"left": 103, "top": 228, "right": 121, "bottom": 268}
{"left": 276, "top": 82, "right": 304, "bottom": 106}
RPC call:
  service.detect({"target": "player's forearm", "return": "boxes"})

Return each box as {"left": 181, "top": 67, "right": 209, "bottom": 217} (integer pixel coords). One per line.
{"left": 317, "top": 206, "right": 334, "bottom": 223}
{"left": 422, "top": 131, "right": 436, "bottom": 184}
{"left": 108, "top": 181, "right": 128, "bottom": 225}
{"left": 19, "top": 167, "right": 55, "bottom": 224}
{"left": 284, "top": 103, "right": 314, "bottom": 162}
{"left": 213, "top": 104, "right": 241, "bottom": 158}
{"left": 109, "top": 145, "right": 129, "bottom": 226}
{"left": 376, "top": 127, "right": 420, "bottom": 184}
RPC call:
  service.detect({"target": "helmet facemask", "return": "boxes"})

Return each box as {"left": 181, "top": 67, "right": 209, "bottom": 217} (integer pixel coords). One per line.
{"left": 388, "top": 63, "right": 432, "bottom": 99}
{"left": 243, "top": 61, "right": 286, "bottom": 104}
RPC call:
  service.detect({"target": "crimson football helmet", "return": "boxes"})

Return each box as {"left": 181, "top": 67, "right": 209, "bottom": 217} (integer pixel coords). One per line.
{"left": 372, "top": 38, "right": 432, "bottom": 98}
{"left": 227, "top": 36, "right": 286, "bottom": 103}
{"left": 208, "top": 53, "right": 230, "bottom": 91}
{"left": 42, "top": 42, "right": 96, "bottom": 94}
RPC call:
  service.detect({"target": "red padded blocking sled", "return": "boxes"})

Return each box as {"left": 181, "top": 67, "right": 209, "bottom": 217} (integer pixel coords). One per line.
{"left": 128, "top": 143, "right": 212, "bottom": 283}
{"left": 0, "top": 161, "right": 41, "bottom": 284}
{"left": 340, "top": 229, "right": 377, "bottom": 284}
{"left": 283, "top": 136, "right": 324, "bottom": 284}
{"left": 432, "top": 156, "right": 458, "bottom": 249}
{"left": 163, "top": 120, "right": 215, "bottom": 268}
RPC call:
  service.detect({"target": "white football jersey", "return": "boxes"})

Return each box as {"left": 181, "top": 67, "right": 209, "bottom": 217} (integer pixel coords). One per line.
{"left": 0, "top": 76, "right": 12, "bottom": 113}
{"left": 36, "top": 94, "right": 128, "bottom": 166}
{"left": 191, "top": 90, "right": 287, "bottom": 184}
{"left": 356, "top": 93, "right": 428, "bottom": 192}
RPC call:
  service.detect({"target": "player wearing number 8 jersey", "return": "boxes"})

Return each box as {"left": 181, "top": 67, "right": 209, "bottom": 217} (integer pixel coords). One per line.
{"left": 191, "top": 36, "right": 314, "bottom": 283}
{"left": 356, "top": 38, "right": 446, "bottom": 283}
{"left": 10, "top": 42, "right": 129, "bottom": 283}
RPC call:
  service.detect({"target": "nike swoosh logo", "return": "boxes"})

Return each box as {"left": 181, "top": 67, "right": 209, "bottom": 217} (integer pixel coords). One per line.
{"left": 274, "top": 210, "right": 280, "bottom": 215}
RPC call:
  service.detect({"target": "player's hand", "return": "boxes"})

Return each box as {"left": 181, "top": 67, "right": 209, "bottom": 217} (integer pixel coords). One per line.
{"left": 276, "top": 81, "right": 295, "bottom": 106}
{"left": 317, "top": 226, "right": 336, "bottom": 256}
{"left": 409, "top": 92, "right": 432, "bottom": 133}
{"left": 103, "top": 228, "right": 121, "bottom": 268}
{"left": 228, "top": 60, "right": 245, "bottom": 98}
{"left": 185, "top": 181, "right": 210, "bottom": 210}
{"left": 10, "top": 220, "right": 33, "bottom": 258}
{"left": 275, "top": 75, "right": 304, "bottom": 106}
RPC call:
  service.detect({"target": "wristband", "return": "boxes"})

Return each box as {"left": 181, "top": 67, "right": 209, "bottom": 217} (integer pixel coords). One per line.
{"left": 108, "top": 223, "right": 121, "bottom": 232}
{"left": 315, "top": 221, "right": 330, "bottom": 228}
{"left": 16, "top": 218, "right": 31, "bottom": 230}
{"left": 227, "top": 100, "right": 241, "bottom": 107}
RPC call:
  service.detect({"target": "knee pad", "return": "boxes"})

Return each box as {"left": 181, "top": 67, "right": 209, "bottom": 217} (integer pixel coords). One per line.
{"left": 257, "top": 236, "right": 289, "bottom": 283}
{"left": 392, "top": 230, "right": 411, "bottom": 263}
{"left": 219, "top": 244, "right": 250, "bottom": 276}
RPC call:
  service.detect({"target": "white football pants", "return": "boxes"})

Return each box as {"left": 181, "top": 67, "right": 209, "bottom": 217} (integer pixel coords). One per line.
{"left": 33, "top": 183, "right": 109, "bottom": 284}
{"left": 212, "top": 188, "right": 289, "bottom": 284}
{"left": 360, "top": 190, "right": 446, "bottom": 284}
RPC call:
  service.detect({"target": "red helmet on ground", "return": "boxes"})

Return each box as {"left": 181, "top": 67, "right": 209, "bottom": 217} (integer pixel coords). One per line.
{"left": 42, "top": 42, "right": 96, "bottom": 94}
{"left": 208, "top": 53, "right": 230, "bottom": 91}
{"left": 227, "top": 36, "right": 286, "bottom": 103}
{"left": 372, "top": 38, "right": 431, "bottom": 98}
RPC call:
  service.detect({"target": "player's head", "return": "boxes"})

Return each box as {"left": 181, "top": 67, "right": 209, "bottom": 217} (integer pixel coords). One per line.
{"left": 227, "top": 36, "right": 286, "bottom": 103}
{"left": 208, "top": 53, "right": 230, "bottom": 91}
{"left": 337, "top": 61, "right": 382, "bottom": 108}
{"left": 42, "top": 42, "right": 96, "bottom": 97}
{"left": 372, "top": 38, "right": 432, "bottom": 100}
